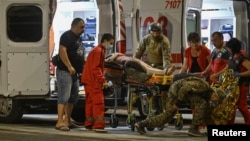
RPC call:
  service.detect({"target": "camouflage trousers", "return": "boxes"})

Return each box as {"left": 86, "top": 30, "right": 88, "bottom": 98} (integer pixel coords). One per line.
{"left": 139, "top": 94, "right": 210, "bottom": 128}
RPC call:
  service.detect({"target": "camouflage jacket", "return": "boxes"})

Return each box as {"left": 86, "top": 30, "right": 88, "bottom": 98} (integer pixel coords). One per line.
{"left": 168, "top": 76, "right": 211, "bottom": 103}
{"left": 134, "top": 34, "right": 172, "bottom": 68}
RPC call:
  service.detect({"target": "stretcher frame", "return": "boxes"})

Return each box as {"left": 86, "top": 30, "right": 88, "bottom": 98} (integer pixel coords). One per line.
{"left": 125, "top": 74, "right": 173, "bottom": 131}
{"left": 104, "top": 62, "right": 176, "bottom": 128}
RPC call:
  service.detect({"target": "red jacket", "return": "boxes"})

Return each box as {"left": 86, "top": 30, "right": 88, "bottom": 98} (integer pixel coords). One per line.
{"left": 81, "top": 44, "right": 106, "bottom": 88}
{"left": 184, "top": 45, "right": 210, "bottom": 72}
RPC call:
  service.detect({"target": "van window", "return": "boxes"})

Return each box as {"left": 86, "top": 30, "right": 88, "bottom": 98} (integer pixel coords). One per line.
{"left": 7, "top": 6, "right": 42, "bottom": 42}
{"left": 186, "top": 11, "right": 199, "bottom": 36}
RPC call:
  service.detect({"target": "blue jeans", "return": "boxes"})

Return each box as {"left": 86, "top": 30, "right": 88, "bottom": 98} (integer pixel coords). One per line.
{"left": 56, "top": 69, "right": 79, "bottom": 104}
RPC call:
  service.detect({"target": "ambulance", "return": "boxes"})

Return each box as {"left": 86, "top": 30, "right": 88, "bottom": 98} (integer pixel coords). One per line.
{"left": 0, "top": 0, "right": 249, "bottom": 123}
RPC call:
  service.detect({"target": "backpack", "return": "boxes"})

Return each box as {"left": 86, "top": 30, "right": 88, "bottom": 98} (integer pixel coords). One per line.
{"left": 228, "top": 54, "right": 250, "bottom": 84}
{"left": 52, "top": 54, "right": 60, "bottom": 66}
{"left": 228, "top": 54, "right": 247, "bottom": 70}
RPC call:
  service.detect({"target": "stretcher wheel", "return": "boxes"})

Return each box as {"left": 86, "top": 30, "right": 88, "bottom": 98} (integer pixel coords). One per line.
{"left": 110, "top": 116, "right": 119, "bottom": 128}
{"left": 137, "top": 96, "right": 149, "bottom": 119}
{"left": 157, "top": 125, "right": 164, "bottom": 131}
{"left": 174, "top": 119, "right": 183, "bottom": 130}
{"left": 146, "top": 127, "right": 155, "bottom": 131}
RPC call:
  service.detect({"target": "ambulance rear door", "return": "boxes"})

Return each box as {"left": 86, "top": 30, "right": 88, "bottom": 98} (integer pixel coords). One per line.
{"left": 0, "top": 0, "right": 50, "bottom": 97}
{"left": 130, "top": 0, "right": 203, "bottom": 71}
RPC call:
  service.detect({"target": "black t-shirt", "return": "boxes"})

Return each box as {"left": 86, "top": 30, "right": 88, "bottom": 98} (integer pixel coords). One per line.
{"left": 190, "top": 56, "right": 202, "bottom": 73}
{"left": 57, "top": 30, "right": 85, "bottom": 73}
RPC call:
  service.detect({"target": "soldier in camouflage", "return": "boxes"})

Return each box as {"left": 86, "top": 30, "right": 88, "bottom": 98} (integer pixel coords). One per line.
{"left": 134, "top": 75, "right": 225, "bottom": 137}
{"left": 134, "top": 22, "right": 174, "bottom": 70}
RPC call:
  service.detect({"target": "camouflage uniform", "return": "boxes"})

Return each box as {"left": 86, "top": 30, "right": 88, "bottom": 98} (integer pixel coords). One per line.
{"left": 137, "top": 76, "right": 211, "bottom": 129}
{"left": 134, "top": 34, "right": 171, "bottom": 69}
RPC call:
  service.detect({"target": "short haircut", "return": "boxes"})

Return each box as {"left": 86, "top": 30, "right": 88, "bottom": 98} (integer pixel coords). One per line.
{"left": 100, "top": 33, "right": 115, "bottom": 43}
{"left": 212, "top": 31, "right": 224, "bottom": 39}
{"left": 71, "top": 18, "right": 84, "bottom": 27}
{"left": 187, "top": 32, "right": 200, "bottom": 43}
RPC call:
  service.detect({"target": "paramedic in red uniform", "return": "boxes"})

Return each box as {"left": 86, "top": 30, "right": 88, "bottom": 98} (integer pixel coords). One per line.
{"left": 81, "top": 33, "right": 115, "bottom": 132}
{"left": 202, "top": 32, "right": 231, "bottom": 84}
{"left": 226, "top": 38, "right": 250, "bottom": 124}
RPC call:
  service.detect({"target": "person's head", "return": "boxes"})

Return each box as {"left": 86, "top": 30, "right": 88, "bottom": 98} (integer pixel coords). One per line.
{"left": 71, "top": 18, "right": 85, "bottom": 36}
{"left": 187, "top": 32, "right": 201, "bottom": 48}
{"left": 148, "top": 22, "right": 162, "bottom": 41}
{"left": 226, "top": 38, "right": 241, "bottom": 54}
{"left": 101, "top": 33, "right": 115, "bottom": 49}
{"left": 210, "top": 87, "right": 226, "bottom": 102}
{"left": 211, "top": 32, "right": 224, "bottom": 49}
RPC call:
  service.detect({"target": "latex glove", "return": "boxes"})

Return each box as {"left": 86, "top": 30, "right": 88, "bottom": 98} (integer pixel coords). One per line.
{"left": 233, "top": 71, "right": 240, "bottom": 77}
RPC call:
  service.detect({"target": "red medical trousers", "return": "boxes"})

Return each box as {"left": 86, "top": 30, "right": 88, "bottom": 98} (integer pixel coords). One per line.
{"left": 228, "top": 84, "right": 250, "bottom": 125}
{"left": 84, "top": 84, "right": 105, "bottom": 128}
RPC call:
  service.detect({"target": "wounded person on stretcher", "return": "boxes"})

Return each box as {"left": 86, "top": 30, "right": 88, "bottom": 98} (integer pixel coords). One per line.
{"left": 105, "top": 53, "right": 175, "bottom": 76}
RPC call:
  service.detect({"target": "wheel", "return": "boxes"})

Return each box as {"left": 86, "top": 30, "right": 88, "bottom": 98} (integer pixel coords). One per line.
{"left": 146, "top": 127, "right": 155, "bottom": 131}
{"left": 174, "top": 119, "right": 183, "bottom": 130}
{"left": 137, "top": 96, "right": 149, "bottom": 119}
{"left": 157, "top": 125, "right": 164, "bottom": 131}
{"left": 0, "top": 98, "right": 23, "bottom": 123}
{"left": 71, "top": 107, "right": 85, "bottom": 123}
{"left": 110, "top": 116, "right": 119, "bottom": 128}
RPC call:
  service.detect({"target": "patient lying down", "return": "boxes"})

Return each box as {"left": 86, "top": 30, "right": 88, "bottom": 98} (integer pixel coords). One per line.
{"left": 105, "top": 53, "right": 175, "bottom": 76}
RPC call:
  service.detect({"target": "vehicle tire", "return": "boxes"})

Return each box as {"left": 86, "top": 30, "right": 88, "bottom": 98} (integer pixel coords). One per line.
{"left": 71, "top": 107, "right": 85, "bottom": 123}
{"left": 0, "top": 98, "right": 23, "bottom": 123}
{"left": 146, "top": 127, "right": 155, "bottom": 131}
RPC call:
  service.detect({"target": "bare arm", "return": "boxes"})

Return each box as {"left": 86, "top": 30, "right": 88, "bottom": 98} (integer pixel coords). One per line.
{"left": 179, "top": 58, "right": 188, "bottom": 73}
{"left": 59, "top": 45, "right": 75, "bottom": 75}
{"left": 240, "top": 59, "right": 250, "bottom": 77}
{"left": 210, "top": 64, "right": 228, "bottom": 82}
{"left": 202, "top": 62, "right": 211, "bottom": 76}
{"left": 105, "top": 53, "right": 124, "bottom": 62}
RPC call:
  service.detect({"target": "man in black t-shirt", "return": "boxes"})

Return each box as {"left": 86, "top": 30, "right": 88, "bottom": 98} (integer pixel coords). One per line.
{"left": 55, "top": 18, "right": 85, "bottom": 131}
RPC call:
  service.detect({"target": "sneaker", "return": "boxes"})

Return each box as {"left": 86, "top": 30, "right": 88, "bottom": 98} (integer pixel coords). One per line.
{"left": 134, "top": 123, "right": 146, "bottom": 134}
{"left": 187, "top": 128, "right": 204, "bottom": 137}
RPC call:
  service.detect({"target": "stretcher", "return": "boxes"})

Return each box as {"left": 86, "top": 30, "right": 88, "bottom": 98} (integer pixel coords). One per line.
{"left": 125, "top": 74, "right": 173, "bottom": 131}
{"left": 104, "top": 61, "right": 176, "bottom": 131}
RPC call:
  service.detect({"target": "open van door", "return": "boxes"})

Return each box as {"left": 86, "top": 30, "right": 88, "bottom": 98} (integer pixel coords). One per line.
{"left": 128, "top": 0, "right": 202, "bottom": 70}
{"left": 0, "top": 0, "right": 51, "bottom": 122}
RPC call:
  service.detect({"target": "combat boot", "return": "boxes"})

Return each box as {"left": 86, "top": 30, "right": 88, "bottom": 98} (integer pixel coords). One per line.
{"left": 187, "top": 126, "right": 204, "bottom": 137}
{"left": 134, "top": 122, "right": 146, "bottom": 134}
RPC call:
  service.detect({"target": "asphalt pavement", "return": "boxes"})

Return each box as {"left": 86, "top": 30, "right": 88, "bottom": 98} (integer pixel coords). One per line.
{"left": 0, "top": 106, "right": 245, "bottom": 141}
